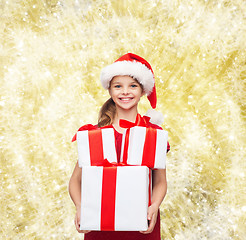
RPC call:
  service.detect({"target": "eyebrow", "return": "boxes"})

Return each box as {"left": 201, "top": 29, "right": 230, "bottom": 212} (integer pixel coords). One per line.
{"left": 111, "top": 81, "right": 139, "bottom": 85}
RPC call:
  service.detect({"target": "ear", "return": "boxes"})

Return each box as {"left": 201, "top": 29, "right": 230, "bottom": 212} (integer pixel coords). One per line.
{"left": 141, "top": 90, "right": 145, "bottom": 97}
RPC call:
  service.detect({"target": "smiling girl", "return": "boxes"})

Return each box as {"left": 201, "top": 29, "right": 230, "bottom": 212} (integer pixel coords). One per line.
{"left": 69, "top": 53, "right": 170, "bottom": 240}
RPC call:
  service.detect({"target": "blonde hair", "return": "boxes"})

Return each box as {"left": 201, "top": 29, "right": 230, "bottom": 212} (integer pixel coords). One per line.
{"left": 98, "top": 98, "right": 116, "bottom": 127}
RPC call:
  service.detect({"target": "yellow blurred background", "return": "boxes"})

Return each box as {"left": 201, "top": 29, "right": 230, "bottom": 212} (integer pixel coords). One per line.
{"left": 0, "top": 0, "right": 245, "bottom": 239}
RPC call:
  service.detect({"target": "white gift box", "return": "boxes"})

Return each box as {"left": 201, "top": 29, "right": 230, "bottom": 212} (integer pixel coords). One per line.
{"left": 77, "top": 128, "right": 117, "bottom": 167}
{"left": 80, "top": 166, "right": 149, "bottom": 231}
{"left": 120, "top": 126, "right": 168, "bottom": 169}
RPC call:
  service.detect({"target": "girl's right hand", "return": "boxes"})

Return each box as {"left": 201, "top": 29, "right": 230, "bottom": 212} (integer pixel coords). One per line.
{"left": 74, "top": 206, "right": 91, "bottom": 234}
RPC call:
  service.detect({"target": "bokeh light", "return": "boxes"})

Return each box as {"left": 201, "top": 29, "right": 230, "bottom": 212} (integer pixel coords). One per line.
{"left": 1, "top": 0, "right": 245, "bottom": 239}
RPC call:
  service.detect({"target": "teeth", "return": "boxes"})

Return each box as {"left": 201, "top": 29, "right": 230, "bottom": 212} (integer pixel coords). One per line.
{"left": 120, "top": 98, "right": 132, "bottom": 101}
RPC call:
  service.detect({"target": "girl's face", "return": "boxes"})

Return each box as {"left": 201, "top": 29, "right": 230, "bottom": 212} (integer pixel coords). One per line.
{"left": 109, "top": 75, "right": 144, "bottom": 111}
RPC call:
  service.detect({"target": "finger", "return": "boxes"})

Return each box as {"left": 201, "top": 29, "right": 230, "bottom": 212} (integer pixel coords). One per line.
{"left": 147, "top": 212, "right": 153, "bottom": 221}
{"left": 140, "top": 222, "right": 153, "bottom": 234}
{"left": 74, "top": 216, "right": 78, "bottom": 229}
{"left": 81, "top": 230, "right": 91, "bottom": 234}
{"left": 147, "top": 208, "right": 154, "bottom": 221}
{"left": 75, "top": 216, "right": 91, "bottom": 234}
{"left": 140, "top": 230, "right": 150, "bottom": 234}
{"left": 147, "top": 219, "right": 155, "bottom": 232}
{"left": 140, "top": 211, "right": 154, "bottom": 233}
{"left": 140, "top": 224, "right": 153, "bottom": 234}
{"left": 75, "top": 221, "right": 80, "bottom": 232}
{"left": 77, "top": 226, "right": 89, "bottom": 233}
{"left": 140, "top": 212, "right": 157, "bottom": 234}
{"left": 75, "top": 215, "right": 82, "bottom": 233}
{"left": 147, "top": 212, "right": 157, "bottom": 232}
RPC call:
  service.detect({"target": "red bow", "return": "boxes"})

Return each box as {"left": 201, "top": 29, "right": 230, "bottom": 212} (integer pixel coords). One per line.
{"left": 119, "top": 114, "right": 150, "bottom": 128}
{"left": 71, "top": 124, "right": 98, "bottom": 142}
{"left": 100, "top": 159, "right": 129, "bottom": 167}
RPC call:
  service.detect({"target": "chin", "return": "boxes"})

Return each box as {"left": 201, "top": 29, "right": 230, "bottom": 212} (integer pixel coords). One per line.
{"left": 119, "top": 104, "right": 138, "bottom": 111}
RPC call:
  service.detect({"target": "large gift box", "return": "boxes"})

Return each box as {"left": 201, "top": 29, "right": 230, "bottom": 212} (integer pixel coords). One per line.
{"left": 80, "top": 166, "right": 150, "bottom": 231}
{"left": 77, "top": 128, "right": 117, "bottom": 167}
{"left": 120, "top": 126, "right": 168, "bottom": 169}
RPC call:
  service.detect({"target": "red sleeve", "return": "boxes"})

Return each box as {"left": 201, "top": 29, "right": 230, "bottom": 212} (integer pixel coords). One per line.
{"left": 148, "top": 122, "right": 170, "bottom": 153}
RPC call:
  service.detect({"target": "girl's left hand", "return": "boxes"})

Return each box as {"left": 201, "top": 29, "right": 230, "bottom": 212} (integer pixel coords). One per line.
{"left": 74, "top": 206, "right": 91, "bottom": 234}
{"left": 140, "top": 203, "right": 159, "bottom": 234}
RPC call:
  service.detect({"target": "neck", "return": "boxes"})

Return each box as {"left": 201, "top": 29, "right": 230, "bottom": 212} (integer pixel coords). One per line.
{"left": 112, "top": 106, "right": 139, "bottom": 133}
{"left": 114, "top": 106, "right": 139, "bottom": 123}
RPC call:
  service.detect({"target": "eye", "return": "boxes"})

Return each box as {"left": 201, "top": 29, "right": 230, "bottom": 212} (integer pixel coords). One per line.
{"left": 131, "top": 84, "right": 138, "bottom": 88}
{"left": 114, "top": 84, "right": 121, "bottom": 88}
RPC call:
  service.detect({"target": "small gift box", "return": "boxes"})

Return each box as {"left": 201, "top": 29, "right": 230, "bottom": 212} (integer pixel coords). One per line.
{"left": 120, "top": 126, "right": 168, "bottom": 169}
{"left": 76, "top": 128, "right": 117, "bottom": 167}
{"left": 80, "top": 166, "right": 150, "bottom": 231}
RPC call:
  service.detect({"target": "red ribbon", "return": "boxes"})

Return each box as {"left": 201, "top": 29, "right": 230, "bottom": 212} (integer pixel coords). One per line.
{"left": 71, "top": 124, "right": 97, "bottom": 142}
{"left": 122, "top": 128, "right": 130, "bottom": 165}
{"left": 100, "top": 114, "right": 155, "bottom": 230}
{"left": 88, "top": 129, "right": 105, "bottom": 166}
{"left": 100, "top": 158, "right": 130, "bottom": 167}
{"left": 119, "top": 113, "right": 150, "bottom": 128}
{"left": 100, "top": 160, "right": 123, "bottom": 231}
{"left": 120, "top": 113, "right": 154, "bottom": 166}
{"left": 99, "top": 159, "right": 152, "bottom": 230}
{"left": 119, "top": 115, "right": 157, "bottom": 206}
{"left": 101, "top": 166, "right": 117, "bottom": 231}
{"left": 120, "top": 115, "right": 158, "bottom": 169}
{"left": 141, "top": 127, "right": 157, "bottom": 169}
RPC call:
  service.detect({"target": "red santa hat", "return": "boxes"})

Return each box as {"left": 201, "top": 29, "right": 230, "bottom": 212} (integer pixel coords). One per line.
{"left": 100, "top": 53, "right": 157, "bottom": 109}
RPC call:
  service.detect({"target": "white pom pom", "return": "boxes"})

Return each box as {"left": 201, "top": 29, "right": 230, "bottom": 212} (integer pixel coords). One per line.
{"left": 144, "top": 109, "right": 164, "bottom": 126}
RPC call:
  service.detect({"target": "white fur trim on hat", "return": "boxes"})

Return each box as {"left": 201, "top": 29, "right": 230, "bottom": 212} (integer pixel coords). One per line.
{"left": 100, "top": 60, "right": 155, "bottom": 95}
{"left": 144, "top": 109, "right": 164, "bottom": 126}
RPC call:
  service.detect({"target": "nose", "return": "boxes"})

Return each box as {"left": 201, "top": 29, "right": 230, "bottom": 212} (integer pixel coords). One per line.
{"left": 122, "top": 86, "right": 129, "bottom": 95}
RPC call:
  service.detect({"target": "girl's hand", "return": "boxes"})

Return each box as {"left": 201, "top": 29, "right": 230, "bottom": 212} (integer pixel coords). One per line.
{"left": 140, "top": 203, "right": 159, "bottom": 234}
{"left": 74, "top": 206, "right": 91, "bottom": 234}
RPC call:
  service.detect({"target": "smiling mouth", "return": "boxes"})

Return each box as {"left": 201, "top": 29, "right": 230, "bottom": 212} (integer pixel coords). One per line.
{"left": 119, "top": 97, "right": 133, "bottom": 102}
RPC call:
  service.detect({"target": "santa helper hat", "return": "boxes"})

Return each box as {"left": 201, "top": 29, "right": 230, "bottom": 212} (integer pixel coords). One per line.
{"left": 100, "top": 53, "right": 164, "bottom": 125}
